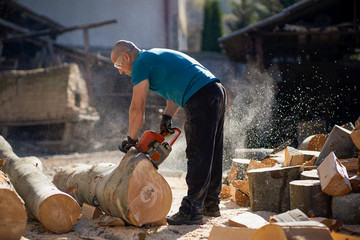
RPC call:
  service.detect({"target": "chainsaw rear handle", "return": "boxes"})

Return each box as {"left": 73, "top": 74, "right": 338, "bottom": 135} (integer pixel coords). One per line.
{"left": 162, "top": 128, "right": 181, "bottom": 146}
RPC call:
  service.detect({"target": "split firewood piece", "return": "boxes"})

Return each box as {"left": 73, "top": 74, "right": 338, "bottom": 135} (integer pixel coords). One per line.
{"left": 317, "top": 151, "right": 352, "bottom": 196}
{"left": 225, "top": 166, "right": 239, "bottom": 183}
{"left": 350, "top": 116, "right": 360, "bottom": 149}
{"left": 97, "top": 215, "right": 125, "bottom": 226}
{"left": 300, "top": 169, "right": 319, "bottom": 180}
{"left": 53, "top": 148, "right": 172, "bottom": 227}
{"left": 251, "top": 221, "right": 333, "bottom": 240}
{"left": 349, "top": 175, "right": 360, "bottom": 193}
{"left": 220, "top": 185, "right": 232, "bottom": 199}
{"left": 0, "top": 135, "right": 81, "bottom": 233}
{"left": 269, "top": 208, "right": 309, "bottom": 223}
{"left": 309, "top": 217, "right": 343, "bottom": 232}
{"left": 232, "top": 180, "right": 250, "bottom": 196}
{"left": 289, "top": 180, "right": 331, "bottom": 217}
{"left": 332, "top": 193, "right": 360, "bottom": 224}
{"left": 228, "top": 212, "right": 268, "bottom": 228}
{"left": 82, "top": 203, "right": 104, "bottom": 219}
{"left": 284, "top": 146, "right": 318, "bottom": 166}
{"left": 247, "top": 166, "right": 301, "bottom": 213}
{"left": 316, "top": 125, "right": 355, "bottom": 165}
{"left": 298, "top": 134, "right": 328, "bottom": 151}
{"left": 339, "top": 158, "right": 359, "bottom": 172}
{"left": 0, "top": 170, "right": 27, "bottom": 240}
{"left": 230, "top": 185, "right": 249, "bottom": 207}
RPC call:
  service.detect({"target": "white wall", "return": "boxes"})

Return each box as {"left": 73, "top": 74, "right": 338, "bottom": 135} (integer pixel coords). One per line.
{"left": 17, "top": 0, "right": 172, "bottom": 49}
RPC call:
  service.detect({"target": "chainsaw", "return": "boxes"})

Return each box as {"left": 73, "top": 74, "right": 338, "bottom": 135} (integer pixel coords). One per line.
{"left": 135, "top": 128, "right": 181, "bottom": 168}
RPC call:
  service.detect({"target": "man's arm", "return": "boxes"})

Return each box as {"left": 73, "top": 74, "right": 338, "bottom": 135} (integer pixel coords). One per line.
{"left": 128, "top": 79, "right": 149, "bottom": 140}
{"left": 163, "top": 100, "right": 180, "bottom": 117}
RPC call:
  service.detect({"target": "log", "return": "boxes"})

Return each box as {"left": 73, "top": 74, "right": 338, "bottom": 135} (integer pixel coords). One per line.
{"left": 0, "top": 169, "right": 27, "bottom": 240}
{"left": 289, "top": 180, "right": 331, "bottom": 217}
{"left": 0, "top": 135, "right": 81, "bottom": 233}
{"left": 53, "top": 148, "right": 172, "bottom": 226}
{"left": 316, "top": 125, "right": 355, "bottom": 165}
{"left": 251, "top": 221, "right": 333, "bottom": 240}
{"left": 317, "top": 152, "right": 352, "bottom": 196}
{"left": 247, "top": 166, "right": 301, "bottom": 213}
{"left": 332, "top": 193, "right": 360, "bottom": 224}
{"left": 298, "top": 134, "right": 328, "bottom": 151}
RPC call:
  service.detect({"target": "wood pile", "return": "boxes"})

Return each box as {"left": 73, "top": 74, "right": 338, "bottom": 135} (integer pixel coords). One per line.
{"left": 0, "top": 134, "right": 172, "bottom": 239}
{"left": 219, "top": 116, "right": 360, "bottom": 238}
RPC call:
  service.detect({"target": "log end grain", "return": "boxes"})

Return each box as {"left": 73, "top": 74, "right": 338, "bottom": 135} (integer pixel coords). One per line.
{"left": 0, "top": 188, "right": 27, "bottom": 240}
{"left": 39, "top": 193, "right": 81, "bottom": 233}
{"left": 126, "top": 160, "right": 172, "bottom": 226}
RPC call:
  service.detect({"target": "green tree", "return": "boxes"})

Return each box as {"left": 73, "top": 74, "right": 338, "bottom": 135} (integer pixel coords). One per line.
{"left": 226, "top": 0, "right": 269, "bottom": 31}
{"left": 226, "top": 0, "right": 300, "bottom": 32}
{"left": 201, "top": 0, "right": 223, "bottom": 52}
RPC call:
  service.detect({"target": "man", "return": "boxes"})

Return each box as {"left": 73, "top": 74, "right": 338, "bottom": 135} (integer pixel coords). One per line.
{"left": 111, "top": 40, "right": 226, "bottom": 225}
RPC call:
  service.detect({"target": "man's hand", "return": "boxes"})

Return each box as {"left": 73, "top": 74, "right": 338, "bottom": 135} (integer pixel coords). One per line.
{"left": 160, "top": 114, "right": 172, "bottom": 134}
{"left": 119, "top": 136, "right": 138, "bottom": 153}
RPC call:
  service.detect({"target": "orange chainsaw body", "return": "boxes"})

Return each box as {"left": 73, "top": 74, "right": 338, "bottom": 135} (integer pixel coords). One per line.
{"left": 135, "top": 128, "right": 181, "bottom": 167}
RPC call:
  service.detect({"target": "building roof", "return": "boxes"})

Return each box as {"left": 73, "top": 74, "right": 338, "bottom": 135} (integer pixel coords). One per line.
{"left": 219, "top": 0, "right": 360, "bottom": 62}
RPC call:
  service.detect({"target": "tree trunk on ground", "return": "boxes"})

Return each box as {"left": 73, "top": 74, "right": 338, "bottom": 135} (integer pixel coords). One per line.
{"left": 53, "top": 148, "right": 172, "bottom": 227}
{"left": 0, "top": 169, "right": 27, "bottom": 240}
{"left": 0, "top": 135, "right": 81, "bottom": 233}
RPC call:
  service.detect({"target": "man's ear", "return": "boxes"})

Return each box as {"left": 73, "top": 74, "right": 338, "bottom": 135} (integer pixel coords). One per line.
{"left": 123, "top": 52, "right": 131, "bottom": 62}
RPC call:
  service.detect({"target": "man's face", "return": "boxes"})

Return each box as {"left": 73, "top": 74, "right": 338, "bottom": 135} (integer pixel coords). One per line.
{"left": 111, "top": 51, "right": 132, "bottom": 77}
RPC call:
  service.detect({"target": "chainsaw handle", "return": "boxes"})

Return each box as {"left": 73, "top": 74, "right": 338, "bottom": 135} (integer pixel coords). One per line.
{"left": 166, "top": 128, "right": 181, "bottom": 146}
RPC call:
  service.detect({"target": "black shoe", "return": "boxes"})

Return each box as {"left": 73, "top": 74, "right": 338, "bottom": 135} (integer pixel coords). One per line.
{"left": 166, "top": 211, "right": 204, "bottom": 225}
{"left": 203, "top": 197, "right": 221, "bottom": 217}
{"left": 203, "top": 204, "right": 220, "bottom": 217}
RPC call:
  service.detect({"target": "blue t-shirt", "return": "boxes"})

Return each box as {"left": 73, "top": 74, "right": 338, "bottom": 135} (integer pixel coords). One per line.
{"left": 131, "top": 48, "right": 219, "bottom": 108}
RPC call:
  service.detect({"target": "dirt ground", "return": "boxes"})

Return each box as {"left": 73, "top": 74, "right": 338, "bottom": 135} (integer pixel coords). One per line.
{"left": 20, "top": 150, "right": 253, "bottom": 240}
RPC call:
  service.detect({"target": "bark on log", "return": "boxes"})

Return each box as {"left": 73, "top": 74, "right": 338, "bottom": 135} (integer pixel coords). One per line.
{"left": 332, "top": 193, "right": 360, "bottom": 224}
{"left": 247, "top": 166, "right": 301, "bottom": 213}
{"left": 0, "top": 135, "right": 81, "bottom": 233}
{"left": 0, "top": 170, "right": 27, "bottom": 240}
{"left": 53, "top": 148, "right": 172, "bottom": 226}
{"left": 289, "top": 180, "right": 331, "bottom": 218}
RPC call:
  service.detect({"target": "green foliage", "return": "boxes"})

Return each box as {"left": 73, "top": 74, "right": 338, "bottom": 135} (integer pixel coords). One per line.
{"left": 201, "top": 0, "right": 223, "bottom": 52}
{"left": 226, "top": 0, "right": 300, "bottom": 32}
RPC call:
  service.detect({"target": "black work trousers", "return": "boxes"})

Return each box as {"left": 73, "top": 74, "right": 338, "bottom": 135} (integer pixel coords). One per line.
{"left": 183, "top": 81, "right": 226, "bottom": 208}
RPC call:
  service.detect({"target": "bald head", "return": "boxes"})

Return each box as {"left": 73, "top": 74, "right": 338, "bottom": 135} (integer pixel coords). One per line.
{"left": 111, "top": 40, "right": 140, "bottom": 62}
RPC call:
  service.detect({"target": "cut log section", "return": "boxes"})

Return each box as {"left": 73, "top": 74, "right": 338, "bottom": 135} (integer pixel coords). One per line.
{"left": 0, "top": 135, "right": 81, "bottom": 233}
{"left": 332, "top": 193, "right": 360, "bottom": 224}
{"left": 0, "top": 170, "right": 27, "bottom": 240}
{"left": 53, "top": 148, "right": 172, "bottom": 226}
{"left": 317, "top": 152, "right": 352, "bottom": 196}
{"left": 289, "top": 180, "right": 331, "bottom": 217}
{"left": 298, "top": 134, "right": 328, "bottom": 151}
{"left": 251, "top": 221, "right": 333, "bottom": 240}
{"left": 247, "top": 166, "right": 301, "bottom": 213}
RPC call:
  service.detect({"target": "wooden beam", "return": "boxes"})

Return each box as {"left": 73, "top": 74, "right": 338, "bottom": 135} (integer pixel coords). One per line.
{"left": 1, "top": 19, "right": 117, "bottom": 41}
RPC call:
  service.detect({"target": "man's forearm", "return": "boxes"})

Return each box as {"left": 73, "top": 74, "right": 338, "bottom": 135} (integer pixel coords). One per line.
{"left": 128, "top": 106, "right": 144, "bottom": 140}
{"left": 163, "top": 100, "right": 180, "bottom": 117}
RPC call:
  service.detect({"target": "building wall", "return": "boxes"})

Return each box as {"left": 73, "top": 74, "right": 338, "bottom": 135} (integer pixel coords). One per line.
{"left": 17, "top": 0, "right": 187, "bottom": 50}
